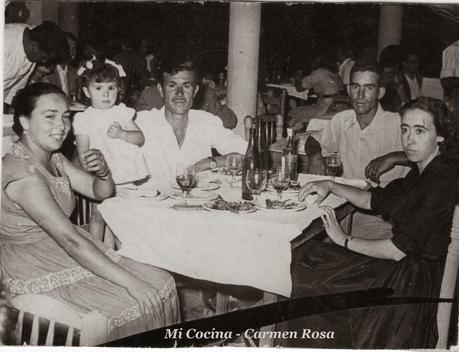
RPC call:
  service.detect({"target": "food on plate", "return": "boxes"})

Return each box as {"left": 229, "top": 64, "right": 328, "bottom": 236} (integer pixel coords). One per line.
{"left": 207, "top": 196, "right": 255, "bottom": 213}
{"left": 265, "top": 199, "right": 301, "bottom": 209}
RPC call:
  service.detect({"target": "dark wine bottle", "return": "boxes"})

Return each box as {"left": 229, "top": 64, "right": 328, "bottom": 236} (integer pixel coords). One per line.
{"left": 242, "top": 125, "right": 261, "bottom": 200}
{"left": 282, "top": 128, "right": 298, "bottom": 186}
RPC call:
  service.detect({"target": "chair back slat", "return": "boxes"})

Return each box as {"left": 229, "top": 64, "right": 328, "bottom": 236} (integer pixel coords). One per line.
{"left": 436, "top": 205, "right": 459, "bottom": 348}
{"left": 45, "top": 320, "right": 55, "bottom": 345}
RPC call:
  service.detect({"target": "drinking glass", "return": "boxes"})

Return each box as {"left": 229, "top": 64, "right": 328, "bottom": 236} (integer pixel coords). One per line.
{"left": 270, "top": 167, "right": 290, "bottom": 200}
{"left": 175, "top": 164, "right": 197, "bottom": 198}
{"left": 226, "top": 154, "right": 243, "bottom": 185}
{"left": 247, "top": 169, "right": 267, "bottom": 202}
{"left": 325, "top": 153, "right": 343, "bottom": 181}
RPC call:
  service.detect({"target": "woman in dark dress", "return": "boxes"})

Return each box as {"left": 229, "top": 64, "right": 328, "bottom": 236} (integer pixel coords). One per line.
{"left": 283, "top": 97, "right": 459, "bottom": 349}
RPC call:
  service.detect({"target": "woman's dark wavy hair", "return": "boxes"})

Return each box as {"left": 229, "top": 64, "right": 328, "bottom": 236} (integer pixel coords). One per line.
{"left": 80, "top": 61, "right": 121, "bottom": 88}
{"left": 401, "top": 96, "right": 459, "bottom": 161}
{"left": 12, "top": 82, "right": 67, "bottom": 136}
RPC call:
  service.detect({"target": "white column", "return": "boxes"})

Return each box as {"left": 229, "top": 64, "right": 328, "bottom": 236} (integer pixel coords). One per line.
{"left": 24, "top": 0, "right": 58, "bottom": 25}
{"left": 227, "top": 2, "right": 261, "bottom": 139}
{"left": 58, "top": 2, "right": 79, "bottom": 36}
{"left": 377, "top": 5, "right": 403, "bottom": 60}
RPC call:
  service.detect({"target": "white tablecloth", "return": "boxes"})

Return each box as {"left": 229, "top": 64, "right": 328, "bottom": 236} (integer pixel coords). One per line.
{"left": 99, "top": 174, "right": 358, "bottom": 297}
{"left": 266, "top": 83, "right": 310, "bottom": 101}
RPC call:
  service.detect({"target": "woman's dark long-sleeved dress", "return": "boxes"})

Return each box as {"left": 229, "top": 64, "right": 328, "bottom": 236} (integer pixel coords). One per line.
{"left": 280, "top": 155, "right": 458, "bottom": 349}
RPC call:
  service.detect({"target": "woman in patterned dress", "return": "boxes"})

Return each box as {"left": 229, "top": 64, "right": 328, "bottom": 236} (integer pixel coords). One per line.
{"left": 0, "top": 83, "right": 179, "bottom": 343}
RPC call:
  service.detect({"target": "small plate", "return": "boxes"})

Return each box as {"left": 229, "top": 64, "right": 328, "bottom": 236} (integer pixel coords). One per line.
{"left": 168, "top": 189, "right": 219, "bottom": 203}
{"left": 255, "top": 198, "right": 306, "bottom": 212}
{"left": 117, "top": 188, "right": 168, "bottom": 201}
{"left": 266, "top": 186, "right": 300, "bottom": 196}
{"left": 202, "top": 201, "right": 256, "bottom": 214}
{"left": 172, "top": 183, "right": 220, "bottom": 192}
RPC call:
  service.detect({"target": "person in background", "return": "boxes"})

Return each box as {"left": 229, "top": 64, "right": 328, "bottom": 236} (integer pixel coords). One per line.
{"left": 440, "top": 39, "right": 459, "bottom": 100}
{"left": 288, "top": 55, "right": 345, "bottom": 130}
{"left": 46, "top": 32, "right": 80, "bottom": 100}
{"left": 74, "top": 60, "right": 149, "bottom": 247}
{"left": 136, "top": 60, "right": 247, "bottom": 189}
{"left": 399, "top": 50, "right": 423, "bottom": 104}
{"left": 3, "top": 21, "right": 69, "bottom": 109}
{"left": 113, "top": 37, "right": 148, "bottom": 105}
{"left": 379, "top": 57, "right": 404, "bottom": 113}
{"left": 282, "top": 97, "right": 459, "bottom": 349}
{"left": 336, "top": 46, "right": 355, "bottom": 89}
{"left": 0, "top": 83, "right": 179, "bottom": 342}
{"left": 309, "top": 60, "right": 410, "bottom": 240}
{"left": 26, "top": 62, "right": 56, "bottom": 85}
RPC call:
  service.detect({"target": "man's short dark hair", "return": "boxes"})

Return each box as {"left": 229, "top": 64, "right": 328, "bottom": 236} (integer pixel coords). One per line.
{"left": 160, "top": 59, "right": 199, "bottom": 86}
{"left": 350, "top": 59, "right": 382, "bottom": 85}
{"left": 29, "top": 21, "right": 69, "bottom": 65}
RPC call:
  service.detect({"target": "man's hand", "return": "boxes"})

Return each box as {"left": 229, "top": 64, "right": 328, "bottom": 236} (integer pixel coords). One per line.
{"left": 365, "top": 151, "right": 409, "bottom": 184}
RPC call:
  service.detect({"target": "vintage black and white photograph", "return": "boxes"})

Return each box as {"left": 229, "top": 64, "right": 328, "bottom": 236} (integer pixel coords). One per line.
{"left": 1, "top": 0, "right": 459, "bottom": 349}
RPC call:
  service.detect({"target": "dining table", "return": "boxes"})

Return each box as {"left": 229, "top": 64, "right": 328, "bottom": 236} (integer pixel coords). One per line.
{"left": 98, "top": 172, "right": 364, "bottom": 299}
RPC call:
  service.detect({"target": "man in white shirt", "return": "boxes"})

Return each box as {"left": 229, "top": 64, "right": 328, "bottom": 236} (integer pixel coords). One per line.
{"left": 3, "top": 21, "right": 69, "bottom": 107}
{"left": 136, "top": 60, "right": 247, "bottom": 188}
{"left": 312, "top": 60, "right": 409, "bottom": 239}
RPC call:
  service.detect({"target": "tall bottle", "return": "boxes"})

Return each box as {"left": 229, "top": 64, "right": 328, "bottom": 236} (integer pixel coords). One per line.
{"left": 242, "top": 126, "right": 260, "bottom": 200}
{"left": 256, "top": 118, "right": 270, "bottom": 171}
{"left": 282, "top": 128, "right": 298, "bottom": 186}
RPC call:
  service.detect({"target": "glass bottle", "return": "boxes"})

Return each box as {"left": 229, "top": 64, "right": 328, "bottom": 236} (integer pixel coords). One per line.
{"left": 242, "top": 126, "right": 260, "bottom": 201}
{"left": 256, "top": 117, "right": 270, "bottom": 172}
{"left": 282, "top": 128, "right": 298, "bottom": 186}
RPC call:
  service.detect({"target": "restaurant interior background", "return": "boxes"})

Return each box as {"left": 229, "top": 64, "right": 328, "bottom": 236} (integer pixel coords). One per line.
{"left": 78, "top": 2, "right": 458, "bottom": 79}
{"left": 6, "top": 2, "right": 459, "bottom": 80}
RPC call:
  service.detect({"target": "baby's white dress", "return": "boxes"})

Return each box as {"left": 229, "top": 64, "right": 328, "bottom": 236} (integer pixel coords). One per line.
{"left": 73, "top": 104, "right": 149, "bottom": 184}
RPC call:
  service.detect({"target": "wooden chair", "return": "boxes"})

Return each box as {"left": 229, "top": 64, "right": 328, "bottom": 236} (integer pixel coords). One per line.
{"left": 70, "top": 192, "right": 92, "bottom": 226}
{"left": 260, "top": 88, "right": 287, "bottom": 144}
{"left": 9, "top": 294, "right": 109, "bottom": 346}
{"left": 436, "top": 205, "right": 459, "bottom": 348}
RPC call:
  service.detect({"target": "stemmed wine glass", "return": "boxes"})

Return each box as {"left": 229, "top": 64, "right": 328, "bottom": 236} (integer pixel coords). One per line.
{"left": 325, "top": 153, "right": 343, "bottom": 181}
{"left": 247, "top": 169, "right": 267, "bottom": 202}
{"left": 175, "top": 164, "right": 197, "bottom": 198}
{"left": 270, "top": 167, "right": 290, "bottom": 200}
{"left": 226, "top": 153, "right": 243, "bottom": 186}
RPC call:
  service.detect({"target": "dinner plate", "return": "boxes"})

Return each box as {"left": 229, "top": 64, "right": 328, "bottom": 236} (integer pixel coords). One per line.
{"left": 201, "top": 202, "right": 256, "bottom": 214}
{"left": 117, "top": 188, "right": 168, "bottom": 201}
{"left": 265, "top": 185, "right": 300, "bottom": 196}
{"left": 168, "top": 189, "right": 219, "bottom": 203}
{"left": 172, "top": 183, "right": 220, "bottom": 192}
{"left": 255, "top": 198, "right": 306, "bottom": 212}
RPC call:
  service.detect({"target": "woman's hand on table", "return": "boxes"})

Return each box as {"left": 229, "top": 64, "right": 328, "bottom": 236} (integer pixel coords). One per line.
{"left": 298, "top": 180, "right": 332, "bottom": 205}
{"left": 127, "top": 278, "right": 164, "bottom": 317}
{"left": 319, "top": 206, "right": 346, "bottom": 246}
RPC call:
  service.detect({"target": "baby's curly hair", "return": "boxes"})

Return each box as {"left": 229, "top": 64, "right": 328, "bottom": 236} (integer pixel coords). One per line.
{"left": 402, "top": 97, "right": 459, "bottom": 161}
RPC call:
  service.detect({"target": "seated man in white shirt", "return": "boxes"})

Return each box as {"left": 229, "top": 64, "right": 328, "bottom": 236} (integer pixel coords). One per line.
{"left": 136, "top": 60, "right": 247, "bottom": 189}
{"left": 310, "top": 60, "right": 409, "bottom": 239}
